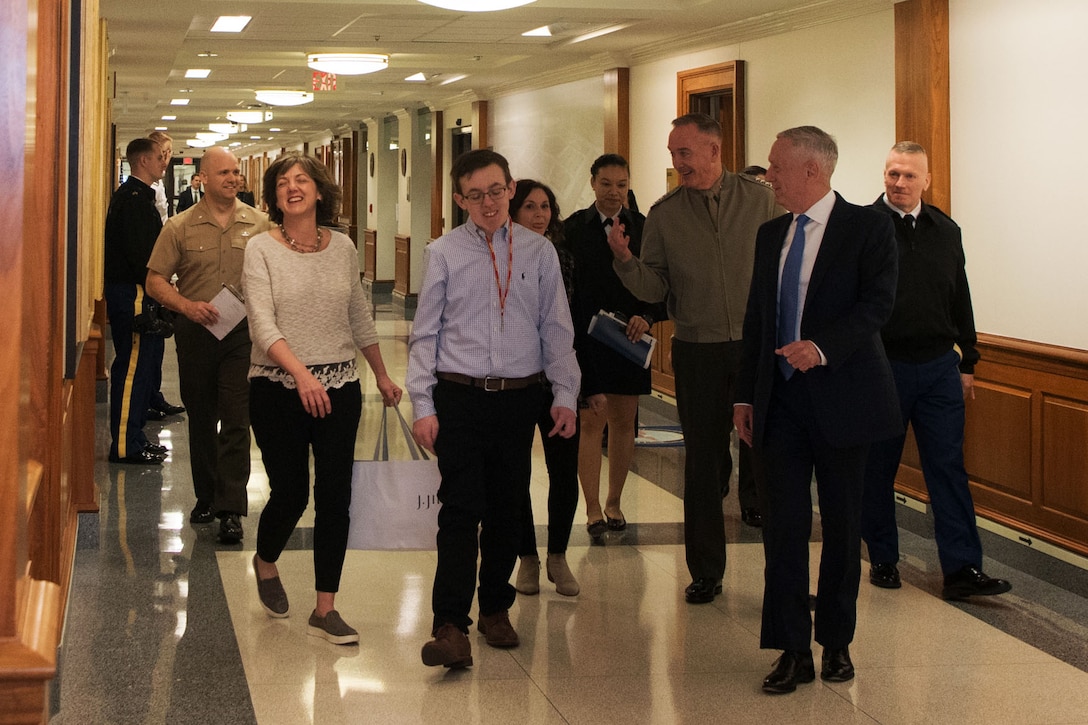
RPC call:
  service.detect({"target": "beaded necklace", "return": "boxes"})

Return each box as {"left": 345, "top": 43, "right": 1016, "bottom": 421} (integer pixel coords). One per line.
{"left": 280, "top": 223, "right": 322, "bottom": 253}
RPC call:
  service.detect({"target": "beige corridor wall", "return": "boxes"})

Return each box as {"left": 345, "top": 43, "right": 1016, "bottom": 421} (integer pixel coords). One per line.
{"left": 490, "top": 76, "right": 604, "bottom": 216}
{"left": 628, "top": 9, "right": 895, "bottom": 207}
{"left": 950, "top": 0, "right": 1088, "bottom": 350}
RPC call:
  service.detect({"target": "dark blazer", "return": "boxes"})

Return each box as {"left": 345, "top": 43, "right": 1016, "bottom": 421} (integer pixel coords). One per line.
{"left": 237, "top": 190, "right": 256, "bottom": 207}
{"left": 737, "top": 192, "right": 902, "bottom": 449}
{"left": 176, "top": 188, "right": 200, "bottom": 213}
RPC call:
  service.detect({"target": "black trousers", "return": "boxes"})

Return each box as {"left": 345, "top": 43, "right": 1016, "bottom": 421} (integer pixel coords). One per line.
{"left": 250, "top": 377, "right": 362, "bottom": 593}
{"left": 430, "top": 379, "right": 542, "bottom": 633}
{"left": 758, "top": 371, "right": 867, "bottom": 652}
{"left": 520, "top": 386, "right": 580, "bottom": 556}
{"left": 672, "top": 339, "right": 755, "bottom": 582}
{"left": 173, "top": 317, "right": 251, "bottom": 515}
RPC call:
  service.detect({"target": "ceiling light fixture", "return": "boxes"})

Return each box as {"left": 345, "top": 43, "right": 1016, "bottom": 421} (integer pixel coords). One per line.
{"left": 254, "top": 90, "right": 313, "bottom": 106}
{"left": 187, "top": 138, "right": 215, "bottom": 148}
{"left": 568, "top": 24, "right": 629, "bottom": 44}
{"left": 404, "top": 72, "right": 427, "bottom": 82}
{"left": 417, "top": 0, "right": 535, "bottom": 10}
{"left": 439, "top": 74, "right": 467, "bottom": 86}
{"left": 195, "top": 132, "right": 229, "bottom": 142}
{"left": 161, "top": 115, "right": 177, "bottom": 121}
{"left": 522, "top": 26, "right": 551, "bottom": 37}
{"left": 307, "top": 53, "right": 388, "bottom": 76}
{"left": 170, "top": 98, "right": 190, "bottom": 105}
{"left": 208, "top": 123, "right": 239, "bottom": 134}
{"left": 226, "top": 110, "right": 273, "bottom": 124}
{"left": 211, "top": 16, "right": 251, "bottom": 33}
{"left": 185, "top": 69, "right": 211, "bottom": 78}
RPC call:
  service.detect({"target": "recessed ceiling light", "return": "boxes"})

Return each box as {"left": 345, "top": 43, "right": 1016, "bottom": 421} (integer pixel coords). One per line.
{"left": 154, "top": 126, "right": 168, "bottom": 131}
{"left": 417, "top": 0, "right": 535, "bottom": 10}
{"left": 229, "top": 142, "right": 241, "bottom": 147}
{"left": 269, "top": 128, "right": 281, "bottom": 132}
{"left": 254, "top": 90, "right": 313, "bottom": 106}
{"left": 161, "top": 115, "right": 177, "bottom": 121}
{"left": 250, "top": 136, "right": 261, "bottom": 140}
{"left": 185, "top": 69, "right": 211, "bottom": 78}
{"left": 405, "top": 72, "right": 427, "bottom": 82}
{"left": 211, "top": 16, "right": 251, "bottom": 33}
{"left": 170, "top": 98, "right": 190, "bottom": 106}
{"left": 522, "top": 26, "right": 551, "bottom": 37}
{"left": 197, "top": 50, "right": 219, "bottom": 58}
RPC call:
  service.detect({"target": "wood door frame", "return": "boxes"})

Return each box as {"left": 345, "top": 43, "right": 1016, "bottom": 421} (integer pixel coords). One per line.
{"left": 677, "top": 60, "right": 746, "bottom": 172}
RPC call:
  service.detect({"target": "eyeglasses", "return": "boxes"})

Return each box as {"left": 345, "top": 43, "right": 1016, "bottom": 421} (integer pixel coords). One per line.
{"left": 460, "top": 185, "right": 509, "bottom": 204}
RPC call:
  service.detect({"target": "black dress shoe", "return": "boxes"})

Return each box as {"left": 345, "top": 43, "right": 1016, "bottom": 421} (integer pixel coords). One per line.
{"left": 942, "top": 565, "right": 1012, "bottom": 599}
{"left": 870, "top": 562, "right": 902, "bottom": 589}
{"left": 741, "top": 508, "right": 763, "bottom": 527}
{"left": 586, "top": 520, "right": 607, "bottom": 540}
{"left": 762, "top": 650, "right": 815, "bottom": 694}
{"left": 218, "top": 513, "right": 244, "bottom": 544}
{"left": 605, "top": 513, "right": 627, "bottom": 531}
{"left": 821, "top": 646, "right": 855, "bottom": 682}
{"left": 190, "top": 501, "right": 215, "bottom": 524}
{"left": 145, "top": 408, "right": 168, "bottom": 421}
{"left": 143, "top": 442, "right": 168, "bottom": 456}
{"left": 155, "top": 402, "right": 186, "bottom": 416}
{"left": 684, "top": 578, "right": 723, "bottom": 604}
{"left": 109, "top": 448, "right": 165, "bottom": 465}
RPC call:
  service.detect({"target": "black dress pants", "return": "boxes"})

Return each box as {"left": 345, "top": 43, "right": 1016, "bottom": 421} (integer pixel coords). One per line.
{"left": 430, "top": 378, "right": 542, "bottom": 633}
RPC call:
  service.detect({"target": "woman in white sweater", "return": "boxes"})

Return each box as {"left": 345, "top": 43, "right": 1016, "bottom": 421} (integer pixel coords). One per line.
{"left": 244, "top": 152, "right": 401, "bottom": 644}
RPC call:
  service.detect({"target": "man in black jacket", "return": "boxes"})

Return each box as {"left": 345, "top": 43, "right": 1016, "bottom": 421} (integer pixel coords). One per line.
{"left": 104, "top": 138, "right": 170, "bottom": 464}
{"left": 860, "top": 141, "right": 1011, "bottom": 600}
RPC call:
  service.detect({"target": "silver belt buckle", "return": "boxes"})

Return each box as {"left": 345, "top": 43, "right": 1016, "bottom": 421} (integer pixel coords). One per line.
{"left": 483, "top": 376, "right": 504, "bottom": 392}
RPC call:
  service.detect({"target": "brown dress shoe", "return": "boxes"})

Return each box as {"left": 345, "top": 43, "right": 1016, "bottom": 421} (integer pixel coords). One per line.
{"left": 477, "top": 610, "right": 519, "bottom": 648}
{"left": 421, "top": 623, "right": 472, "bottom": 668}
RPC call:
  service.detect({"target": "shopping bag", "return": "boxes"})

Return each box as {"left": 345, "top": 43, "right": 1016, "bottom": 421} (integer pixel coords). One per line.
{"left": 347, "top": 405, "right": 441, "bottom": 550}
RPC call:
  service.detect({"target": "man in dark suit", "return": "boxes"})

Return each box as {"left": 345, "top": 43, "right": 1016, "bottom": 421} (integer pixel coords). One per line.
{"left": 175, "top": 173, "right": 202, "bottom": 212}
{"left": 734, "top": 126, "right": 901, "bottom": 694}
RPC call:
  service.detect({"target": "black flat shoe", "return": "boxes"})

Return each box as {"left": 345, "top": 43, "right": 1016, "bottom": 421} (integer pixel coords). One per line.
{"left": 218, "top": 513, "right": 244, "bottom": 544}
{"left": 821, "top": 646, "right": 854, "bottom": 682}
{"left": 684, "top": 578, "right": 723, "bottom": 604}
{"left": 762, "top": 650, "right": 815, "bottom": 694}
{"left": 109, "top": 448, "right": 165, "bottom": 465}
{"left": 189, "top": 501, "right": 214, "bottom": 524}
{"left": 145, "top": 408, "right": 168, "bottom": 421}
{"left": 586, "top": 520, "right": 607, "bottom": 539}
{"left": 741, "top": 508, "right": 763, "bottom": 527}
{"left": 155, "top": 402, "right": 186, "bottom": 416}
{"left": 870, "top": 562, "right": 902, "bottom": 589}
{"left": 605, "top": 513, "right": 626, "bottom": 531}
{"left": 942, "top": 565, "right": 1011, "bottom": 599}
{"left": 143, "top": 442, "right": 168, "bottom": 456}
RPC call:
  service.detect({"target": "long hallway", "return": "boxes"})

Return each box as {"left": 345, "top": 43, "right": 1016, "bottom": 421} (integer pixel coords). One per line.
{"left": 51, "top": 303, "right": 1088, "bottom": 724}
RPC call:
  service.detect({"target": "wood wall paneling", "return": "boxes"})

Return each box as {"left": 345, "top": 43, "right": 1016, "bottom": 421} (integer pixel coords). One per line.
{"left": 363, "top": 228, "right": 377, "bottom": 281}
{"left": 603, "top": 67, "right": 630, "bottom": 159}
{"left": 1040, "top": 396, "right": 1088, "bottom": 519}
{"left": 394, "top": 234, "right": 411, "bottom": 297}
{"left": 964, "top": 382, "right": 1033, "bottom": 500}
{"left": 894, "top": 0, "right": 951, "bottom": 213}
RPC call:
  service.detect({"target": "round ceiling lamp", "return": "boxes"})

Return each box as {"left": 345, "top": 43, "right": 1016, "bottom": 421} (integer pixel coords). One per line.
{"left": 226, "top": 110, "right": 273, "bottom": 124}
{"left": 187, "top": 138, "right": 215, "bottom": 148}
{"left": 417, "top": 0, "right": 536, "bottom": 10}
{"left": 254, "top": 90, "right": 314, "bottom": 106}
{"left": 307, "top": 53, "right": 389, "bottom": 76}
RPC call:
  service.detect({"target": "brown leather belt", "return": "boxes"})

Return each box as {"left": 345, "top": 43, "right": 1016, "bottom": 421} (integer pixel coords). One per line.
{"left": 436, "top": 371, "right": 545, "bottom": 392}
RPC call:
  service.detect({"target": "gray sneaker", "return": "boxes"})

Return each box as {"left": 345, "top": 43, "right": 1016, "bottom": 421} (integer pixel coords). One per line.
{"left": 252, "top": 555, "right": 288, "bottom": 618}
{"left": 307, "top": 609, "right": 359, "bottom": 645}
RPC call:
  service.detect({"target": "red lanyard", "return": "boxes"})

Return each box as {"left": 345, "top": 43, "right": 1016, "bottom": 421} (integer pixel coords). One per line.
{"left": 486, "top": 220, "right": 514, "bottom": 331}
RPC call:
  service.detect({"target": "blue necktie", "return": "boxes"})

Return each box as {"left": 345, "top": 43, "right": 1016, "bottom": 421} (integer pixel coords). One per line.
{"left": 777, "top": 214, "right": 809, "bottom": 379}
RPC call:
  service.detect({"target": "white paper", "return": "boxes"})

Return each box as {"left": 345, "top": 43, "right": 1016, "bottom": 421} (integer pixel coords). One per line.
{"left": 204, "top": 286, "right": 247, "bottom": 340}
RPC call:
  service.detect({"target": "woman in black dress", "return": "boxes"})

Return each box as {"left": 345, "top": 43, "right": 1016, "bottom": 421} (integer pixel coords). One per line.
{"left": 563, "top": 154, "right": 663, "bottom": 538}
